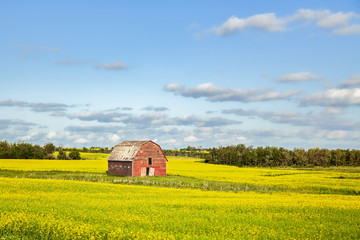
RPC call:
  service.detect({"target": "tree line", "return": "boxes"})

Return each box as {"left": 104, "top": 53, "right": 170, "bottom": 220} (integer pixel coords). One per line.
{"left": 61, "top": 147, "right": 112, "bottom": 153}
{"left": 204, "top": 144, "right": 360, "bottom": 167}
{"left": 163, "top": 146, "right": 208, "bottom": 159}
{"left": 0, "top": 141, "right": 81, "bottom": 160}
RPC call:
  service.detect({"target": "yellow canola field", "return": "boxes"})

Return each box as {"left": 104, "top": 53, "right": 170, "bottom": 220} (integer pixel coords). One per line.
{"left": 0, "top": 157, "right": 359, "bottom": 194}
{"left": 168, "top": 158, "right": 360, "bottom": 193}
{"left": 0, "top": 177, "right": 359, "bottom": 239}
{"left": 0, "top": 159, "right": 107, "bottom": 172}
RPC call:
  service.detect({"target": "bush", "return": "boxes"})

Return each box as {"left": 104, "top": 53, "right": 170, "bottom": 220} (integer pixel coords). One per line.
{"left": 69, "top": 150, "right": 81, "bottom": 160}
{"left": 57, "top": 148, "right": 68, "bottom": 160}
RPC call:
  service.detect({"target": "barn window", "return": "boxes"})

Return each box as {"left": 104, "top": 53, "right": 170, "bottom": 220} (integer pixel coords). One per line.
{"left": 157, "top": 150, "right": 159, "bottom": 153}
{"left": 148, "top": 158, "right": 152, "bottom": 165}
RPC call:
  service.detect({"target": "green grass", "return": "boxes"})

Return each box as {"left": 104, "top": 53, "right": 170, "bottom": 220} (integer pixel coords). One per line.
{"left": 0, "top": 169, "right": 358, "bottom": 196}
{"left": 1, "top": 157, "right": 359, "bottom": 195}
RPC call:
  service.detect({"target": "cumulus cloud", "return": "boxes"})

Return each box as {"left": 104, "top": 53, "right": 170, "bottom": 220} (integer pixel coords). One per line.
{"left": 210, "top": 9, "right": 360, "bottom": 36}
{"left": 300, "top": 88, "right": 360, "bottom": 107}
{"left": 75, "top": 138, "right": 88, "bottom": 144}
{"left": 338, "top": 74, "right": 360, "bottom": 88}
{"left": 323, "top": 107, "right": 344, "bottom": 115}
{"left": 67, "top": 111, "right": 240, "bottom": 127}
{"left": 142, "top": 106, "right": 169, "bottom": 112}
{"left": 96, "top": 62, "right": 128, "bottom": 70}
{"left": 333, "top": 24, "right": 360, "bottom": 35}
{"left": 214, "top": 13, "right": 287, "bottom": 35}
{"left": 0, "top": 119, "right": 36, "bottom": 130}
{"left": 184, "top": 135, "right": 199, "bottom": 143}
{"left": 47, "top": 131, "right": 57, "bottom": 139}
{"left": 164, "top": 83, "right": 300, "bottom": 102}
{"left": 65, "top": 125, "right": 122, "bottom": 133}
{"left": 105, "top": 107, "right": 133, "bottom": 112}
{"left": 293, "top": 9, "right": 360, "bottom": 35}
{"left": 277, "top": 72, "right": 323, "bottom": 83}
{"left": 163, "top": 83, "right": 184, "bottom": 92}
{"left": 0, "top": 99, "right": 71, "bottom": 113}
{"left": 298, "top": 74, "right": 360, "bottom": 107}
{"left": 223, "top": 108, "right": 360, "bottom": 131}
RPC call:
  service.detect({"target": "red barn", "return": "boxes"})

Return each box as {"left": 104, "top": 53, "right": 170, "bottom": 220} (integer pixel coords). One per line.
{"left": 107, "top": 140, "right": 167, "bottom": 176}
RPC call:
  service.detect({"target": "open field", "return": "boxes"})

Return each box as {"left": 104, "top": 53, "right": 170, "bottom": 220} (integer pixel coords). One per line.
{"left": 1, "top": 156, "right": 359, "bottom": 195}
{"left": 0, "top": 159, "right": 107, "bottom": 172}
{"left": 0, "top": 154, "right": 359, "bottom": 239}
{"left": 1, "top": 177, "right": 359, "bottom": 239}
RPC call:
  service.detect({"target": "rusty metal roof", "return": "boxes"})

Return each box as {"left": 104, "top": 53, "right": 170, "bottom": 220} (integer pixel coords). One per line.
{"left": 107, "top": 140, "right": 151, "bottom": 161}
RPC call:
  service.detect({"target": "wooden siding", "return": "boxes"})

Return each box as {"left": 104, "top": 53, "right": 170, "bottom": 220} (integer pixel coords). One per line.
{"left": 108, "top": 161, "right": 132, "bottom": 176}
{"left": 132, "top": 141, "right": 167, "bottom": 176}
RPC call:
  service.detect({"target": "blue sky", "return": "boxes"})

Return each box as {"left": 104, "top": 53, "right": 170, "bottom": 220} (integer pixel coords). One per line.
{"left": 1, "top": 0, "right": 360, "bottom": 149}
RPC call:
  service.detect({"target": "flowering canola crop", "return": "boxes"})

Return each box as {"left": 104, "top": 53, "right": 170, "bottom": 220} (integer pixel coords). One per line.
{"left": 0, "top": 155, "right": 359, "bottom": 239}
{"left": 0, "top": 177, "right": 359, "bottom": 239}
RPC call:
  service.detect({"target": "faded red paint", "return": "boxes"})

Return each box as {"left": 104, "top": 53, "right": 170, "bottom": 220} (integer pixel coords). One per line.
{"left": 108, "top": 141, "right": 167, "bottom": 177}
{"left": 132, "top": 141, "right": 167, "bottom": 176}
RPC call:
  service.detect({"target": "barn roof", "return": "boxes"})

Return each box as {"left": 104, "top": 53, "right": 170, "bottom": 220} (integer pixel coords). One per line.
{"left": 107, "top": 140, "right": 152, "bottom": 161}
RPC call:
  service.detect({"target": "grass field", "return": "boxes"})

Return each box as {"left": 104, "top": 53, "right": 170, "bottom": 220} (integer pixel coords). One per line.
{"left": 0, "top": 154, "right": 359, "bottom": 239}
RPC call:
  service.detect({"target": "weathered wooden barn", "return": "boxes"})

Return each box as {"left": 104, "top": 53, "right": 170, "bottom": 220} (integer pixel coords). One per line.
{"left": 107, "top": 140, "right": 167, "bottom": 176}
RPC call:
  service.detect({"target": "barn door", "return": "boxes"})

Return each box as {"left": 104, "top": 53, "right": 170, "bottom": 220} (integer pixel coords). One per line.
{"left": 140, "top": 167, "right": 146, "bottom": 176}
{"left": 149, "top": 167, "right": 155, "bottom": 176}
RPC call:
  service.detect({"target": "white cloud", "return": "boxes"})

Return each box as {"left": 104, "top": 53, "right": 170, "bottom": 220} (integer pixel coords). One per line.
{"left": 277, "top": 72, "right": 323, "bottom": 83}
{"left": 163, "top": 83, "right": 184, "bottom": 92}
{"left": 323, "top": 107, "right": 344, "bottom": 115}
{"left": 301, "top": 88, "right": 360, "bottom": 107}
{"left": 0, "top": 99, "right": 71, "bottom": 113}
{"left": 67, "top": 111, "right": 240, "bottom": 127}
{"left": 96, "top": 62, "right": 128, "bottom": 70}
{"left": 293, "top": 9, "right": 360, "bottom": 35}
{"left": 164, "top": 83, "right": 300, "bottom": 102}
{"left": 236, "top": 136, "right": 253, "bottom": 144}
{"left": 223, "top": 108, "right": 360, "bottom": 130}
{"left": 164, "top": 138, "right": 177, "bottom": 145}
{"left": 214, "top": 13, "right": 287, "bottom": 35}
{"left": 110, "top": 134, "right": 120, "bottom": 143}
{"left": 142, "top": 106, "right": 169, "bottom": 112}
{"left": 210, "top": 8, "right": 360, "bottom": 36}
{"left": 47, "top": 131, "right": 57, "bottom": 139}
{"left": 326, "top": 130, "right": 348, "bottom": 139}
{"left": 75, "top": 138, "right": 88, "bottom": 144}
{"left": 338, "top": 74, "right": 360, "bottom": 88}
{"left": 293, "top": 9, "right": 329, "bottom": 22}
{"left": 333, "top": 24, "right": 360, "bottom": 35}
{"left": 18, "top": 131, "right": 43, "bottom": 141}
{"left": 184, "top": 135, "right": 199, "bottom": 143}
{"left": 294, "top": 9, "right": 355, "bottom": 28}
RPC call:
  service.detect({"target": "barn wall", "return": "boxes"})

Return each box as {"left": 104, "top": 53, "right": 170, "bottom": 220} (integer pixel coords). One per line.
{"left": 108, "top": 161, "right": 132, "bottom": 176}
{"left": 132, "top": 142, "right": 167, "bottom": 176}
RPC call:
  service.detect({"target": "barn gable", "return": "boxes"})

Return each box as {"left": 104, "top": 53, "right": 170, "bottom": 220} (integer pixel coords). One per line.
{"left": 107, "top": 141, "right": 149, "bottom": 162}
{"left": 107, "top": 140, "right": 167, "bottom": 176}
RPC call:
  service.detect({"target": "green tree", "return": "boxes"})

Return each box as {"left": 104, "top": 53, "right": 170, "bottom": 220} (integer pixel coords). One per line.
{"left": 43, "top": 143, "right": 55, "bottom": 154}
{"left": 57, "top": 148, "right": 68, "bottom": 160}
{"left": 69, "top": 150, "right": 81, "bottom": 160}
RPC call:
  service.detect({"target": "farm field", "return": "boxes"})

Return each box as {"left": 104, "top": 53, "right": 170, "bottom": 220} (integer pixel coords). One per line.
{"left": 1, "top": 177, "right": 360, "bottom": 239}
{"left": 0, "top": 154, "right": 359, "bottom": 239}
{"left": 1, "top": 156, "right": 359, "bottom": 195}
